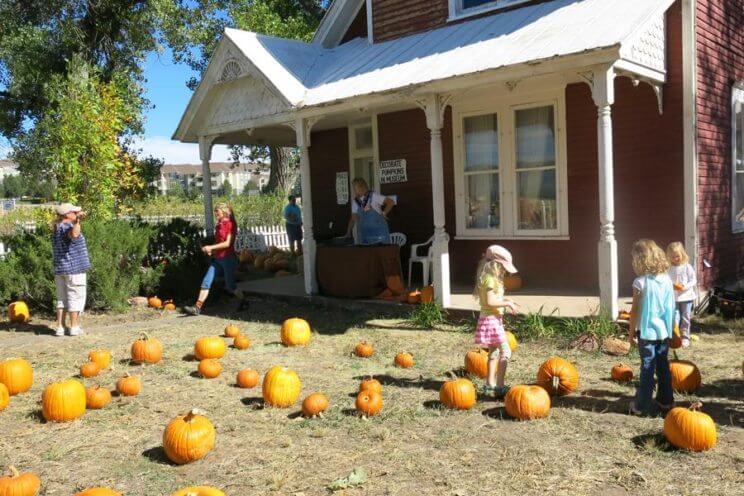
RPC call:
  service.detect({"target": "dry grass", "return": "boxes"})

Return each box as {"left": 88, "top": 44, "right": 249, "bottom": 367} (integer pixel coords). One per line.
{"left": 1, "top": 301, "right": 742, "bottom": 496}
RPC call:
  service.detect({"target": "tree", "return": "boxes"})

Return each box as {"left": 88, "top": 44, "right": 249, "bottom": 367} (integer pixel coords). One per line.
{"left": 222, "top": 179, "right": 233, "bottom": 198}
{"left": 1, "top": 175, "right": 24, "bottom": 198}
{"left": 243, "top": 180, "right": 259, "bottom": 195}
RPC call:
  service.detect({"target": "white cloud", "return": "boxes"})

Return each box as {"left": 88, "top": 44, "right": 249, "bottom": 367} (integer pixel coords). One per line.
{"left": 131, "top": 136, "right": 234, "bottom": 164}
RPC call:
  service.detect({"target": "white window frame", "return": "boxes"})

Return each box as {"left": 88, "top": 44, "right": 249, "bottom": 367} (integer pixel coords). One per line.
{"left": 448, "top": 0, "right": 532, "bottom": 22}
{"left": 453, "top": 91, "right": 569, "bottom": 239}
{"left": 348, "top": 116, "right": 380, "bottom": 199}
{"left": 732, "top": 83, "right": 744, "bottom": 233}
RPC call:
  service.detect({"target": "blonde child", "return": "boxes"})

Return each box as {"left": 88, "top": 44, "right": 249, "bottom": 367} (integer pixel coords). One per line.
{"left": 474, "top": 245, "right": 519, "bottom": 398}
{"left": 666, "top": 242, "right": 697, "bottom": 347}
{"left": 628, "top": 239, "right": 676, "bottom": 416}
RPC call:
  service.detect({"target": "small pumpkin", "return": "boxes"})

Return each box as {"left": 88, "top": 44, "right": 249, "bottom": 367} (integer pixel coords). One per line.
{"left": 130, "top": 333, "right": 163, "bottom": 364}
{"left": 254, "top": 254, "right": 267, "bottom": 269}
{"left": 359, "top": 377, "right": 382, "bottom": 395}
{"left": 273, "top": 259, "right": 289, "bottom": 271}
{"left": 669, "top": 360, "right": 701, "bottom": 393}
{"left": 239, "top": 250, "right": 254, "bottom": 265}
{"left": 439, "top": 377, "right": 476, "bottom": 410}
{"left": 420, "top": 285, "right": 434, "bottom": 304}
{"left": 42, "top": 379, "right": 86, "bottom": 422}
{"left": 536, "top": 357, "right": 579, "bottom": 396}
{"left": 610, "top": 363, "right": 634, "bottom": 382}
{"left": 262, "top": 366, "right": 301, "bottom": 407}
{"left": 236, "top": 369, "right": 259, "bottom": 389}
{"left": 224, "top": 324, "right": 240, "bottom": 338}
{"left": 356, "top": 389, "right": 383, "bottom": 417}
{"left": 302, "top": 392, "right": 329, "bottom": 417}
{"left": 233, "top": 334, "right": 251, "bottom": 350}
{"left": 506, "top": 331, "right": 519, "bottom": 351}
{"left": 0, "top": 466, "right": 40, "bottom": 496}
{"left": 664, "top": 402, "right": 717, "bottom": 452}
{"left": 394, "top": 352, "right": 414, "bottom": 368}
{"left": 503, "top": 274, "right": 522, "bottom": 292}
{"left": 670, "top": 324, "right": 682, "bottom": 349}
{"left": 79, "top": 361, "right": 100, "bottom": 378}
{"left": 7, "top": 301, "right": 30, "bottom": 323}
{"left": 504, "top": 384, "right": 551, "bottom": 420}
{"left": 171, "top": 487, "right": 225, "bottom": 496}
{"left": 0, "top": 383, "right": 8, "bottom": 412}
{"left": 163, "top": 300, "right": 176, "bottom": 311}
{"left": 148, "top": 296, "right": 162, "bottom": 309}
{"left": 407, "top": 291, "right": 421, "bottom": 304}
{"left": 354, "top": 341, "right": 375, "bottom": 358}
{"left": 116, "top": 373, "right": 142, "bottom": 397}
{"left": 85, "top": 386, "right": 111, "bottom": 409}
{"left": 280, "top": 318, "right": 312, "bottom": 346}
{"left": 74, "top": 488, "right": 122, "bottom": 496}
{"left": 464, "top": 349, "right": 489, "bottom": 379}
{"left": 163, "top": 409, "right": 216, "bottom": 465}
{"left": 194, "top": 336, "right": 227, "bottom": 360}
{"left": 88, "top": 350, "right": 111, "bottom": 369}
{"left": 0, "top": 357, "right": 33, "bottom": 395}
{"left": 198, "top": 359, "right": 222, "bottom": 379}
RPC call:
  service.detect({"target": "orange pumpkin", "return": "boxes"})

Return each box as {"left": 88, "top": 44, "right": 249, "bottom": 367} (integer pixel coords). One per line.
{"left": 0, "top": 383, "right": 9, "bottom": 412}
{"left": 130, "top": 333, "right": 163, "bottom": 364}
{"left": 670, "top": 324, "right": 683, "bottom": 349}
{"left": 42, "top": 379, "right": 86, "bottom": 422}
{"left": 439, "top": 377, "right": 476, "bottom": 410}
{"left": 394, "top": 352, "right": 414, "bottom": 368}
{"left": 7, "top": 301, "right": 30, "bottom": 323}
{"left": 420, "top": 286, "right": 434, "bottom": 304}
{"left": 74, "top": 488, "right": 122, "bottom": 496}
{"left": 354, "top": 341, "right": 375, "bottom": 358}
{"left": 262, "top": 366, "right": 301, "bottom": 407}
{"left": 355, "top": 390, "right": 383, "bottom": 417}
{"left": 171, "top": 487, "right": 225, "bottom": 496}
{"left": 85, "top": 386, "right": 111, "bottom": 409}
{"left": 280, "top": 318, "right": 312, "bottom": 346}
{"left": 359, "top": 377, "right": 382, "bottom": 395}
{"left": 236, "top": 369, "right": 260, "bottom": 389}
{"left": 116, "top": 373, "right": 141, "bottom": 397}
{"left": 407, "top": 291, "right": 421, "bottom": 304}
{"left": 664, "top": 402, "right": 717, "bottom": 452}
{"left": 503, "top": 274, "right": 522, "bottom": 292}
{"left": 224, "top": 324, "right": 240, "bottom": 338}
{"left": 79, "top": 361, "right": 101, "bottom": 378}
{"left": 669, "top": 360, "right": 701, "bottom": 393}
{"left": 0, "top": 466, "right": 40, "bottom": 496}
{"left": 233, "top": 334, "right": 251, "bottom": 350}
{"left": 301, "top": 392, "right": 329, "bottom": 417}
{"left": 163, "top": 300, "right": 176, "bottom": 311}
{"left": 536, "top": 357, "right": 579, "bottom": 396}
{"left": 88, "top": 350, "right": 111, "bottom": 369}
{"left": 254, "top": 254, "right": 267, "bottom": 269}
{"left": 194, "top": 336, "right": 226, "bottom": 360}
{"left": 198, "top": 359, "right": 222, "bottom": 379}
{"left": 148, "top": 296, "right": 162, "bottom": 309}
{"left": 610, "top": 363, "right": 634, "bottom": 382}
{"left": 239, "top": 250, "right": 254, "bottom": 265}
{"left": 163, "top": 409, "right": 216, "bottom": 465}
{"left": 504, "top": 384, "right": 551, "bottom": 420}
{"left": 464, "top": 349, "right": 489, "bottom": 379}
{"left": 0, "top": 358, "right": 34, "bottom": 395}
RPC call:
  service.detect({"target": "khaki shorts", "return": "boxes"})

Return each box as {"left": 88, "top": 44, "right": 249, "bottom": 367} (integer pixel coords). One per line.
{"left": 55, "top": 273, "right": 87, "bottom": 313}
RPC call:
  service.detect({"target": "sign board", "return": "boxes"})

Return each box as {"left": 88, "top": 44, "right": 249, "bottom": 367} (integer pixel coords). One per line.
{"left": 2, "top": 199, "right": 15, "bottom": 212}
{"left": 335, "top": 171, "right": 349, "bottom": 205}
{"left": 379, "top": 159, "right": 407, "bottom": 184}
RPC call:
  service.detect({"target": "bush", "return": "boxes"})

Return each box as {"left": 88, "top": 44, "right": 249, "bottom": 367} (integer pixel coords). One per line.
{"left": 0, "top": 228, "right": 56, "bottom": 309}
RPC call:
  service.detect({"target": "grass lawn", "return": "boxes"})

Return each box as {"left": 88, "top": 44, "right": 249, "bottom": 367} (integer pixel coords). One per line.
{"left": 1, "top": 301, "right": 742, "bottom": 495}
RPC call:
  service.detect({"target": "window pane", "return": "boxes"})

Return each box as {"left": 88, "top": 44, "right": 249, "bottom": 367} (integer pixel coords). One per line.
{"left": 466, "top": 173, "right": 500, "bottom": 229}
{"left": 354, "top": 126, "right": 373, "bottom": 151}
{"left": 736, "top": 96, "right": 743, "bottom": 171}
{"left": 464, "top": 114, "right": 498, "bottom": 172}
{"left": 517, "top": 169, "right": 557, "bottom": 230}
{"left": 736, "top": 173, "right": 744, "bottom": 225}
{"left": 353, "top": 157, "right": 375, "bottom": 187}
{"left": 516, "top": 106, "right": 555, "bottom": 169}
{"left": 463, "top": 0, "right": 495, "bottom": 9}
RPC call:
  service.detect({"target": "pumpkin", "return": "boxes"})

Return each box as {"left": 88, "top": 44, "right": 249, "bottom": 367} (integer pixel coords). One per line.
{"left": 439, "top": 377, "right": 476, "bottom": 410}
{"left": 407, "top": 291, "right": 421, "bottom": 304}
{"left": 148, "top": 296, "right": 162, "bottom": 309}
{"left": 263, "top": 258, "right": 275, "bottom": 271}
{"left": 354, "top": 341, "right": 375, "bottom": 358}
{"left": 302, "top": 392, "right": 329, "bottom": 417}
{"left": 42, "top": 379, "right": 86, "bottom": 422}
{"left": 85, "top": 386, "right": 111, "bottom": 409}
{"left": 163, "top": 301, "right": 176, "bottom": 311}
{"left": 355, "top": 390, "right": 383, "bottom": 417}
{"left": 669, "top": 360, "right": 701, "bottom": 393}
{"left": 236, "top": 369, "right": 259, "bottom": 389}
{"left": 262, "top": 366, "right": 301, "bottom": 407}
{"left": 224, "top": 324, "right": 240, "bottom": 338}
{"left": 506, "top": 331, "right": 519, "bottom": 351}
{"left": 610, "top": 363, "right": 634, "bottom": 382}
{"left": 0, "top": 358, "right": 33, "bottom": 395}
{"left": 670, "top": 324, "right": 682, "bottom": 349}
{"left": 116, "top": 373, "right": 141, "bottom": 397}
{"left": 504, "top": 384, "right": 551, "bottom": 420}
{"left": 536, "top": 357, "right": 579, "bottom": 396}
{"left": 74, "top": 488, "right": 122, "bottom": 496}
{"left": 394, "top": 352, "right": 414, "bottom": 368}
{"left": 7, "top": 301, "right": 30, "bottom": 323}
{"left": 170, "top": 487, "right": 225, "bottom": 496}
{"left": 464, "top": 349, "right": 489, "bottom": 379}
{"left": 239, "top": 250, "right": 254, "bottom": 264}
{"left": 163, "top": 409, "right": 216, "bottom": 465}
{"left": 664, "top": 402, "right": 717, "bottom": 452}
{"left": 194, "top": 336, "right": 226, "bottom": 360}
{"left": 130, "top": 333, "right": 163, "bottom": 364}
{"left": 504, "top": 274, "right": 522, "bottom": 292}
{"left": 79, "top": 361, "right": 101, "bottom": 378}
{"left": 273, "top": 259, "right": 289, "bottom": 271}
{"left": 0, "top": 383, "right": 8, "bottom": 412}
{"left": 198, "top": 359, "right": 222, "bottom": 379}
{"left": 359, "top": 377, "right": 382, "bottom": 395}
{"left": 0, "top": 466, "right": 40, "bottom": 496}
{"left": 420, "top": 285, "right": 434, "bottom": 304}
{"left": 88, "top": 350, "right": 111, "bottom": 369}
{"left": 233, "top": 334, "right": 251, "bottom": 350}
{"left": 280, "top": 318, "right": 312, "bottom": 347}
{"left": 254, "top": 254, "right": 267, "bottom": 269}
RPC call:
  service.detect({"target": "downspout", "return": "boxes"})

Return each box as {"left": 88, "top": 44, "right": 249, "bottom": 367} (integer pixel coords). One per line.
{"left": 682, "top": 0, "right": 699, "bottom": 292}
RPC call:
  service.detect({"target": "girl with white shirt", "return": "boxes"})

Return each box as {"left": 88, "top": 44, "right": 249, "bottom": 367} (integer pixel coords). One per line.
{"left": 666, "top": 242, "right": 697, "bottom": 348}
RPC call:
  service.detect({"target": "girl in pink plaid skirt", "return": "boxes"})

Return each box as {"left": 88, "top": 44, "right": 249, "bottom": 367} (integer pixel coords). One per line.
{"left": 474, "top": 245, "right": 519, "bottom": 398}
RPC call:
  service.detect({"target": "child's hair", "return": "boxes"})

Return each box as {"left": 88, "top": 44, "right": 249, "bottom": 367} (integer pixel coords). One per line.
{"left": 631, "top": 239, "right": 669, "bottom": 276}
{"left": 472, "top": 256, "right": 504, "bottom": 298}
{"left": 215, "top": 202, "right": 236, "bottom": 223}
{"left": 666, "top": 242, "right": 689, "bottom": 265}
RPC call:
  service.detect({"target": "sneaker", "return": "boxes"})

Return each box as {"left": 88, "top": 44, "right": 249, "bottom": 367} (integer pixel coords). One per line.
{"left": 54, "top": 326, "right": 66, "bottom": 337}
{"left": 628, "top": 404, "right": 644, "bottom": 416}
{"left": 494, "top": 386, "right": 511, "bottom": 399}
{"left": 681, "top": 338, "right": 690, "bottom": 348}
{"left": 479, "top": 384, "right": 496, "bottom": 396}
{"left": 183, "top": 305, "right": 201, "bottom": 316}
{"left": 69, "top": 326, "right": 84, "bottom": 336}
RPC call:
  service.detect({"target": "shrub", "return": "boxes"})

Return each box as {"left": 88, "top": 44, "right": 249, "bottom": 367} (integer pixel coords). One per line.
{"left": 407, "top": 301, "right": 445, "bottom": 329}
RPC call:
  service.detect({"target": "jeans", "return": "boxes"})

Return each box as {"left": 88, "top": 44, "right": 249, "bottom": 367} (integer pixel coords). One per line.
{"left": 201, "top": 254, "right": 238, "bottom": 291}
{"left": 634, "top": 339, "right": 674, "bottom": 414}
{"left": 676, "top": 301, "right": 693, "bottom": 338}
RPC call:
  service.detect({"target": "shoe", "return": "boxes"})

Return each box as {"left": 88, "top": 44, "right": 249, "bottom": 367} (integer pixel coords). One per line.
{"left": 479, "top": 384, "right": 496, "bottom": 396}
{"left": 681, "top": 338, "right": 690, "bottom": 348}
{"left": 54, "top": 326, "right": 65, "bottom": 337}
{"left": 69, "top": 326, "right": 84, "bottom": 336}
{"left": 494, "top": 385, "right": 511, "bottom": 399}
{"left": 628, "top": 404, "right": 644, "bottom": 416}
{"left": 183, "top": 305, "right": 201, "bottom": 316}
{"left": 656, "top": 401, "right": 675, "bottom": 415}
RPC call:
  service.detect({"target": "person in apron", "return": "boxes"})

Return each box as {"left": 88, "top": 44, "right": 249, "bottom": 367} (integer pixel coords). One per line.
{"left": 345, "top": 178, "right": 395, "bottom": 244}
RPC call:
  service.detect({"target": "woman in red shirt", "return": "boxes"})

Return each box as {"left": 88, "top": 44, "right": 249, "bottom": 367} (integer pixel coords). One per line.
{"left": 184, "top": 203, "right": 243, "bottom": 315}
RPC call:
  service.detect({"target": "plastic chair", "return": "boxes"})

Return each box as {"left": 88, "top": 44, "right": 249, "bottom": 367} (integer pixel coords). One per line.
{"left": 408, "top": 236, "right": 433, "bottom": 288}
{"left": 389, "top": 232, "right": 407, "bottom": 247}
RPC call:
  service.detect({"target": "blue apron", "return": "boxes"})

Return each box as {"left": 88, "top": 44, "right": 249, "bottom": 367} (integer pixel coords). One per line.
{"left": 356, "top": 193, "right": 390, "bottom": 244}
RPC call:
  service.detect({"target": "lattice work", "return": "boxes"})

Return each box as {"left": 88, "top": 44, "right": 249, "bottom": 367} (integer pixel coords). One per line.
{"left": 627, "top": 14, "right": 666, "bottom": 73}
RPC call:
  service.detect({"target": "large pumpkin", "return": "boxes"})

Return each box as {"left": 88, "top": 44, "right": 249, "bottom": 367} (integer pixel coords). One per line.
{"left": 74, "top": 488, "right": 122, "bottom": 496}
{"left": 198, "top": 359, "right": 222, "bottom": 379}
{"left": 420, "top": 286, "right": 434, "bottom": 304}
{"left": 88, "top": 350, "right": 111, "bottom": 369}
{"left": 262, "top": 366, "right": 301, "bottom": 407}
{"left": 130, "top": 333, "right": 163, "bottom": 364}
{"left": 664, "top": 403, "right": 717, "bottom": 452}
{"left": 85, "top": 386, "right": 111, "bottom": 410}
{"left": 148, "top": 296, "right": 162, "bottom": 309}
{"left": 7, "top": 301, "right": 30, "bottom": 323}
{"left": 42, "top": 379, "right": 86, "bottom": 422}
{"left": 194, "top": 336, "right": 226, "bottom": 360}
{"left": 0, "top": 358, "right": 33, "bottom": 395}
{"left": 464, "top": 349, "right": 489, "bottom": 379}
{"left": 504, "top": 384, "right": 551, "bottom": 420}
{"left": 171, "top": 487, "right": 225, "bottom": 496}
{"left": 236, "top": 369, "right": 259, "bottom": 389}
{"left": 536, "top": 357, "right": 579, "bottom": 396}
{"left": 355, "top": 390, "right": 383, "bottom": 417}
{"left": 669, "top": 360, "right": 701, "bottom": 393}
{"left": 163, "top": 409, "right": 216, "bottom": 465}
{"left": 610, "top": 363, "right": 634, "bottom": 382}
{"left": 0, "top": 466, "right": 40, "bottom": 496}
{"left": 302, "top": 392, "right": 329, "bottom": 417}
{"left": 239, "top": 250, "right": 254, "bottom": 265}
{"left": 439, "top": 377, "right": 476, "bottom": 410}
{"left": 280, "top": 318, "right": 312, "bottom": 347}
{"left": 0, "top": 383, "right": 8, "bottom": 412}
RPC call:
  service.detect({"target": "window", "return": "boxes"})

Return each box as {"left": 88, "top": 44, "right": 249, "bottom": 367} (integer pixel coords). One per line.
{"left": 464, "top": 114, "right": 500, "bottom": 230}
{"left": 348, "top": 119, "right": 379, "bottom": 194}
{"left": 733, "top": 83, "right": 744, "bottom": 233}
{"left": 449, "top": 0, "right": 531, "bottom": 20}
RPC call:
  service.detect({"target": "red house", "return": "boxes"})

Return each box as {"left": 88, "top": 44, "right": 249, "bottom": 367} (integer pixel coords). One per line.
{"left": 174, "top": 0, "right": 744, "bottom": 316}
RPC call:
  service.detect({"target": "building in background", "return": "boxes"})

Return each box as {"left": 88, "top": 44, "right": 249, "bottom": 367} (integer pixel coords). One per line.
{"left": 155, "top": 162, "right": 270, "bottom": 195}
{"left": 0, "top": 159, "right": 18, "bottom": 181}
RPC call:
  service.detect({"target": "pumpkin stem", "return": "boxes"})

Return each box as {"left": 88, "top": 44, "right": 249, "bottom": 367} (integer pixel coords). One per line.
{"left": 140, "top": 332, "right": 150, "bottom": 340}
{"left": 184, "top": 408, "right": 205, "bottom": 421}
{"left": 689, "top": 401, "right": 703, "bottom": 412}
{"left": 8, "top": 466, "right": 19, "bottom": 478}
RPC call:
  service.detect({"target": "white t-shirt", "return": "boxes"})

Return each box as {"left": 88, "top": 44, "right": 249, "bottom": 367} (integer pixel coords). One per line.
{"left": 351, "top": 191, "right": 387, "bottom": 215}
{"left": 667, "top": 263, "right": 697, "bottom": 302}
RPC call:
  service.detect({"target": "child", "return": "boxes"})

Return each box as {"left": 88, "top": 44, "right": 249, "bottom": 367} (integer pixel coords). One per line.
{"left": 628, "top": 239, "right": 676, "bottom": 416}
{"left": 474, "top": 245, "right": 519, "bottom": 397}
{"left": 666, "top": 242, "right": 697, "bottom": 347}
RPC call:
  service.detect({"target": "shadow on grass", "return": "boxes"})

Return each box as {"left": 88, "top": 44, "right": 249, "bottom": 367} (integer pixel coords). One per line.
{"left": 182, "top": 353, "right": 196, "bottom": 362}
{"left": 0, "top": 322, "right": 56, "bottom": 335}
{"left": 354, "top": 374, "right": 444, "bottom": 392}
{"left": 240, "top": 397, "right": 264, "bottom": 408}
{"left": 423, "top": 400, "right": 443, "bottom": 410}
{"left": 631, "top": 432, "right": 675, "bottom": 452}
{"left": 553, "top": 388, "right": 633, "bottom": 415}
{"left": 188, "top": 371, "right": 202, "bottom": 379}
{"left": 142, "top": 446, "right": 173, "bottom": 465}
{"left": 688, "top": 400, "right": 744, "bottom": 427}
{"left": 481, "top": 406, "right": 508, "bottom": 420}
{"left": 699, "top": 378, "right": 744, "bottom": 402}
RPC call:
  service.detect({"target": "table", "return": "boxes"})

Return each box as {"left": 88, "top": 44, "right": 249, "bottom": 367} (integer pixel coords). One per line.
{"left": 316, "top": 244, "right": 403, "bottom": 298}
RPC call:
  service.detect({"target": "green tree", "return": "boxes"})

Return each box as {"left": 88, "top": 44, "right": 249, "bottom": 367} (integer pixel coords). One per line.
{"left": 222, "top": 179, "right": 233, "bottom": 198}
{"left": 1, "top": 175, "right": 24, "bottom": 198}
{"left": 242, "top": 180, "right": 259, "bottom": 195}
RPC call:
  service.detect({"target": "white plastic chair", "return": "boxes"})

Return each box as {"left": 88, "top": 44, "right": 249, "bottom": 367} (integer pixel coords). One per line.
{"left": 389, "top": 232, "right": 407, "bottom": 247}
{"left": 408, "top": 236, "right": 433, "bottom": 288}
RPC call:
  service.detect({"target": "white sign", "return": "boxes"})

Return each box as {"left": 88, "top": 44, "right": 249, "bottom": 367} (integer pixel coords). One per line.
{"left": 335, "top": 171, "right": 349, "bottom": 205}
{"left": 379, "top": 159, "right": 407, "bottom": 184}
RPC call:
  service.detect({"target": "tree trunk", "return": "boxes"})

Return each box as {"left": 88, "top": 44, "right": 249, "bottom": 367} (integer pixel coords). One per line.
{"left": 266, "top": 146, "right": 295, "bottom": 193}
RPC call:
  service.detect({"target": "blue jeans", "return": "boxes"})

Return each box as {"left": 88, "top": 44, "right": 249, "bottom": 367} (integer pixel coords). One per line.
{"left": 201, "top": 254, "right": 238, "bottom": 291}
{"left": 634, "top": 339, "right": 674, "bottom": 414}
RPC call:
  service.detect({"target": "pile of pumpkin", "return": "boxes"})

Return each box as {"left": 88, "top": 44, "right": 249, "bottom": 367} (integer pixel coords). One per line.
{"left": 240, "top": 246, "right": 294, "bottom": 278}
{"left": 405, "top": 285, "right": 434, "bottom": 305}
{"left": 145, "top": 296, "right": 176, "bottom": 311}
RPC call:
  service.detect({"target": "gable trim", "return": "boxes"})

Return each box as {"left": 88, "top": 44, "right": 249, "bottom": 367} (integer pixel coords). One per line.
{"left": 312, "top": 0, "right": 366, "bottom": 48}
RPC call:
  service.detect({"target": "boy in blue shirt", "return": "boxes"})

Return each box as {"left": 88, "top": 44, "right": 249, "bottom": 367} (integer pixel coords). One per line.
{"left": 283, "top": 195, "right": 303, "bottom": 254}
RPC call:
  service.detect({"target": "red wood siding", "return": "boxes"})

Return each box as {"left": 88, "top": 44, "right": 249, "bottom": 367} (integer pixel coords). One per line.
{"left": 695, "top": 0, "right": 744, "bottom": 288}
{"left": 371, "top": 0, "right": 448, "bottom": 42}
{"left": 341, "top": 3, "right": 368, "bottom": 44}
{"left": 308, "top": 128, "right": 350, "bottom": 239}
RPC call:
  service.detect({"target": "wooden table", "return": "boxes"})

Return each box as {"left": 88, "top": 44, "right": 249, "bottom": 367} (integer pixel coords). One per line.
{"left": 316, "top": 244, "right": 403, "bottom": 298}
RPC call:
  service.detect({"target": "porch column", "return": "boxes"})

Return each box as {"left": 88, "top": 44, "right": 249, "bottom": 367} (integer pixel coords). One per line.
{"left": 295, "top": 117, "right": 318, "bottom": 294}
{"left": 199, "top": 136, "right": 216, "bottom": 233}
{"left": 591, "top": 67, "right": 619, "bottom": 318}
{"left": 422, "top": 94, "right": 451, "bottom": 307}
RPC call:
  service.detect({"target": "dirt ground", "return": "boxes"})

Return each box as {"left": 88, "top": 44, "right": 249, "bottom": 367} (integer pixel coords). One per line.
{"left": 1, "top": 301, "right": 742, "bottom": 496}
